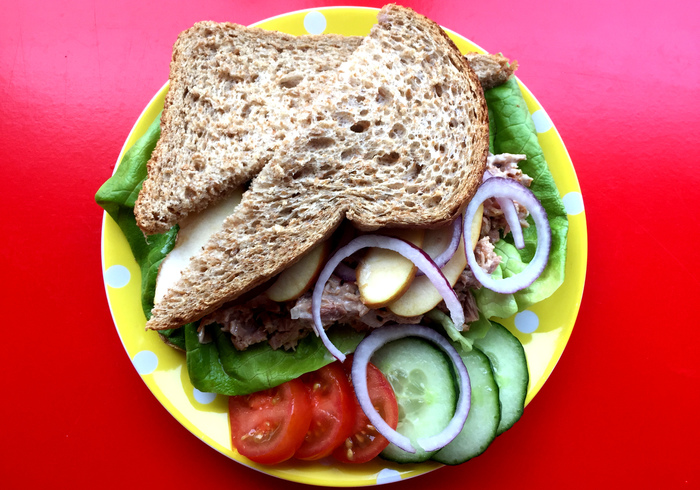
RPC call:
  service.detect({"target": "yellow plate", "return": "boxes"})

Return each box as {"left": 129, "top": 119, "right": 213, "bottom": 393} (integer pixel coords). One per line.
{"left": 100, "top": 7, "right": 587, "bottom": 487}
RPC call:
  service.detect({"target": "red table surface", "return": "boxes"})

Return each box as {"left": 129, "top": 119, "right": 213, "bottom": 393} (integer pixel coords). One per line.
{"left": 1, "top": 0, "right": 698, "bottom": 488}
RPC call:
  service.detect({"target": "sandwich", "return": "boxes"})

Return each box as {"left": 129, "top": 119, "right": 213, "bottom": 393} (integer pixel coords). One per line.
{"left": 145, "top": 4, "right": 490, "bottom": 332}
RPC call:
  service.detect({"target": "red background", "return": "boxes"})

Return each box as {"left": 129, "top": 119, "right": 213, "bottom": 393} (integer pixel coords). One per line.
{"left": 1, "top": 0, "right": 699, "bottom": 488}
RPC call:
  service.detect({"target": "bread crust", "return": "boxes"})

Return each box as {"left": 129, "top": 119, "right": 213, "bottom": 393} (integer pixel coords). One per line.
{"left": 146, "top": 5, "right": 490, "bottom": 331}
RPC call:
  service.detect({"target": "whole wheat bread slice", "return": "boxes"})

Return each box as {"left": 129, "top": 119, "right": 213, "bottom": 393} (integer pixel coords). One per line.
{"left": 134, "top": 23, "right": 363, "bottom": 235}
{"left": 146, "top": 4, "right": 490, "bottom": 331}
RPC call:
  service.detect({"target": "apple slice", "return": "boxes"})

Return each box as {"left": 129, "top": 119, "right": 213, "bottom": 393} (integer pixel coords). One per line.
{"left": 356, "top": 229, "right": 425, "bottom": 308}
{"left": 266, "top": 241, "right": 330, "bottom": 302}
{"left": 387, "top": 238, "right": 466, "bottom": 317}
{"left": 469, "top": 204, "right": 484, "bottom": 251}
{"left": 421, "top": 220, "right": 459, "bottom": 259}
{"left": 155, "top": 189, "right": 243, "bottom": 304}
{"left": 387, "top": 207, "right": 484, "bottom": 317}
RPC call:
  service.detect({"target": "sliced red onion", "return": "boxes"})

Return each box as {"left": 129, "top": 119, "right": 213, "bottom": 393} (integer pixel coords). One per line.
{"left": 351, "top": 324, "right": 471, "bottom": 453}
{"left": 333, "top": 262, "right": 357, "bottom": 282}
{"left": 464, "top": 177, "right": 551, "bottom": 294}
{"left": 497, "top": 197, "right": 526, "bottom": 249}
{"left": 415, "top": 218, "right": 462, "bottom": 276}
{"left": 483, "top": 170, "right": 525, "bottom": 249}
{"left": 312, "top": 235, "right": 465, "bottom": 362}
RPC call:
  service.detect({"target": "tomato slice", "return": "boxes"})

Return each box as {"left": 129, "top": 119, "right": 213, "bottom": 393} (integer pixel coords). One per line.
{"left": 294, "top": 362, "right": 356, "bottom": 460}
{"left": 228, "top": 378, "right": 312, "bottom": 465}
{"left": 333, "top": 355, "right": 399, "bottom": 464}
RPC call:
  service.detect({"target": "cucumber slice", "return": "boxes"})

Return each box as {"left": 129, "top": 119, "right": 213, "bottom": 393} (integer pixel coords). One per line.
{"left": 371, "top": 337, "right": 458, "bottom": 464}
{"left": 473, "top": 322, "right": 529, "bottom": 434}
{"left": 432, "top": 347, "right": 500, "bottom": 465}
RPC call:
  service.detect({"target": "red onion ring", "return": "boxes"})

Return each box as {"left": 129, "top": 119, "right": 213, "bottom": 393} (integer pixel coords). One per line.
{"left": 464, "top": 177, "right": 551, "bottom": 294}
{"left": 483, "top": 171, "right": 525, "bottom": 249}
{"left": 312, "top": 235, "right": 465, "bottom": 362}
{"left": 496, "top": 197, "right": 525, "bottom": 249}
{"left": 351, "top": 324, "right": 471, "bottom": 453}
{"left": 415, "top": 218, "right": 463, "bottom": 276}
{"left": 333, "top": 262, "right": 357, "bottom": 282}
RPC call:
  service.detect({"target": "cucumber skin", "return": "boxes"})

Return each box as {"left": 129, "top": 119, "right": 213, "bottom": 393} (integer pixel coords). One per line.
{"left": 372, "top": 338, "right": 458, "bottom": 464}
{"left": 431, "top": 346, "right": 501, "bottom": 465}
{"left": 473, "top": 322, "right": 529, "bottom": 435}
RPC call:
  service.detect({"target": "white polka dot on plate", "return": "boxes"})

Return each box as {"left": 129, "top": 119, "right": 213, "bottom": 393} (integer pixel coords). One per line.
{"left": 376, "top": 468, "right": 402, "bottom": 484}
{"left": 104, "top": 264, "right": 130, "bottom": 288}
{"left": 514, "top": 310, "right": 539, "bottom": 334}
{"left": 133, "top": 350, "right": 158, "bottom": 375}
{"left": 193, "top": 388, "right": 217, "bottom": 405}
{"left": 531, "top": 109, "right": 553, "bottom": 133}
{"left": 562, "top": 191, "right": 585, "bottom": 215}
{"left": 303, "top": 11, "right": 327, "bottom": 34}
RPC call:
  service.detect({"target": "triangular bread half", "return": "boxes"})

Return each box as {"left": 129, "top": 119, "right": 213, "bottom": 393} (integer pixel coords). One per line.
{"left": 146, "top": 4, "right": 490, "bottom": 331}
{"left": 134, "top": 23, "right": 363, "bottom": 235}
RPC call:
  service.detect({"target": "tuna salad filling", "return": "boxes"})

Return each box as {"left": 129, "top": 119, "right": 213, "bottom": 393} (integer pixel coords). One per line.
{"left": 201, "top": 153, "right": 531, "bottom": 351}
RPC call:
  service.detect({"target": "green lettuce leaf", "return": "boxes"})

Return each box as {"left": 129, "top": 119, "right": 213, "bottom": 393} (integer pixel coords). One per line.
{"left": 424, "top": 309, "right": 492, "bottom": 352}
{"left": 95, "top": 113, "right": 184, "bottom": 349}
{"left": 186, "top": 324, "right": 364, "bottom": 396}
{"left": 476, "top": 79, "right": 569, "bottom": 319}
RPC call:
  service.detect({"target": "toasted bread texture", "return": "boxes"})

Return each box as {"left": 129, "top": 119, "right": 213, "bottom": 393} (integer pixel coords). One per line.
{"left": 146, "top": 4, "right": 490, "bottom": 331}
{"left": 134, "top": 23, "right": 363, "bottom": 235}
